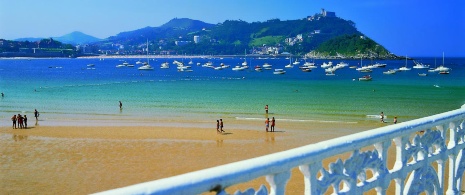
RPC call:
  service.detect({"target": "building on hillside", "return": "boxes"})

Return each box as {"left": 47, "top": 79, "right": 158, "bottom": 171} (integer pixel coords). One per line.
{"left": 193, "top": 36, "right": 200, "bottom": 44}
{"left": 307, "top": 8, "right": 336, "bottom": 21}
{"left": 175, "top": 41, "right": 190, "bottom": 46}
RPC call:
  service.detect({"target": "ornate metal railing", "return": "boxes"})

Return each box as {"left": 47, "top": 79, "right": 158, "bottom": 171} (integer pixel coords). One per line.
{"left": 94, "top": 107, "right": 465, "bottom": 195}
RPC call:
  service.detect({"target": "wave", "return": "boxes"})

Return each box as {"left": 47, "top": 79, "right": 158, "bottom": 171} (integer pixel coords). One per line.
{"left": 235, "top": 117, "right": 357, "bottom": 124}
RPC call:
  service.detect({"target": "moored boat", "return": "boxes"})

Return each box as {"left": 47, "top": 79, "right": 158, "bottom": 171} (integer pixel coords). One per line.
{"left": 358, "top": 75, "right": 372, "bottom": 81}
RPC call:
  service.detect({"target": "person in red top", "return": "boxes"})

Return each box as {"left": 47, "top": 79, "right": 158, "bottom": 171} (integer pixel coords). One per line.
{"left": 265, "top": 118, "right": 270, "bottom": 132}
{"left": 265, "top": 105, "right": 268, "bottom": 114}
{"left": 271, "top": 117, "right": 275, "bottom": 132}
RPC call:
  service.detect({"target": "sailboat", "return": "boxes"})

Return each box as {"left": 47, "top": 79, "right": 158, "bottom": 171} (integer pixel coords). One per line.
{"left": 242, "top": 49, "right": 247, "bottom": 66}
{"left": 138, "top": 39, "right": 154, "bottom": 70}
{"left": 398, "top": 55, "right": 411, "bottom": 71}
{"left": 285, "top": 55, "right": 294, "bottom": 68}
{"left": 435, "top": 52, "right": 450, "bottom": 74}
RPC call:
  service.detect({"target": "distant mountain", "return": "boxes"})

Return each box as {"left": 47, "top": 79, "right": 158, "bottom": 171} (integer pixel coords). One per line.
{"left": 54, "top": 31, "right": 102, "bottom": 45}
{"left": 107, "top": 18, "right": 215, "bottom": 44}
{"left": 15, "top": 31, "right": 101, "bottom": 45}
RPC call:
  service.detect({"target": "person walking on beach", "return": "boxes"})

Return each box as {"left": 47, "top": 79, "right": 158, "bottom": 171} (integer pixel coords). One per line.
{"left": 271, "top": 117, "right": 275, "bottom": 132}
{"left": 393, "top": 116, "right": 397, "bottom": 124}
{"left": 220, "top": 119, "right": 224, "bottom": 132}
{"left": 265, "top": 118, "right": 270, "bottom": 132}
{"left": 265, "top": 105, "right": 269, "bottom": 114}
{"left": 119, "top": 101, "right": 123, "bottom": 109}
{"left": 34, "top": 109, "right": 39, "bottom": 120}
{"left": 216, "top": 120, "right": 221, "bottom": 133}
{"left": 11, "top": 115, "right": 17, "bottom": 129}
{"left": 24, "top": 115, "right": 28, "bottom": 129}
{"left": 380, "top": 112, "right": 385, "bottom": 123}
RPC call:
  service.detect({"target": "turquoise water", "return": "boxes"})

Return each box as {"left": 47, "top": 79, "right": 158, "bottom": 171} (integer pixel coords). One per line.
{"left": 1, "top": 57, "right": 464, "bottom": 126}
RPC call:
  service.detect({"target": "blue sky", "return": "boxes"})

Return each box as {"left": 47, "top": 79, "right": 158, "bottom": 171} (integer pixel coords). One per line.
{"left": 0, "top": 0, "right": 464, "bottom": 57}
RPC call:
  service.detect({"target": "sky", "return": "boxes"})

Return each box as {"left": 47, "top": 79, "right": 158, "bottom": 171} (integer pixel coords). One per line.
{"left": 0, "top": 0, "right": 464, "bottom": 57}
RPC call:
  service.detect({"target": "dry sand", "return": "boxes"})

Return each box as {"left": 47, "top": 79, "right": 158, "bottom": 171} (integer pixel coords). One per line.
{"left": 1, "top": 118, "right": 391, "bottom": 194}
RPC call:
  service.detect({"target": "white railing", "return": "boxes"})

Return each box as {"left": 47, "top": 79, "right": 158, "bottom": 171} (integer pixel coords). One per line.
{"left": 94, "top": 107, "right": 465, "bottom": 195}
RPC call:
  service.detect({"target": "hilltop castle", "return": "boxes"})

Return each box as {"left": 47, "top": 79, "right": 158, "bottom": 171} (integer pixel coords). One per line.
{"left": 307, "top": 8, "right": 336, "bottom": 21}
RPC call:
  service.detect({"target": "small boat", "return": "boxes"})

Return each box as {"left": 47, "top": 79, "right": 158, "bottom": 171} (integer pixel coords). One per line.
{"left": 160, "top": 62, "right": 169, "bottom": 69}
{"left": 87, "top": 64, "right": 95, "bottom": 67}
{"left": 383, "top": 70, "right": 396, "bottom": 75}
{"left": 360, "top": 68, "right": 372, "bottom": 73}
{"left": 418, "top": 73, "right": 427, "bottom": 76}
{"left": 439, "top": 71, "right": 449, "bottom": 74}
{"left": 273, "top": 69, "right": 286, "bottom": 75}
{"left": 399, "top": 56, "right": 411, "bottom": 71}
{"left": 284, "top": 64, "right": 294, "bottom": 68}
{"left": 254, "top": 65, "right": 263, "bottom": 72}
{"left": 358, "top": 75, "right": 372, "bottom": 81}
{"left": 326, "top": 72, "right": 335, "bottom": 76}
{"left": 412, "top": 61, "right": 430, "bottom": 69}
{"left": 262, "top": 63, "right": 272, "bottom": 69}
{"left": 292, "top": 59, "right": 300, "bottom": 65}
{"left": 136, "top": 60, "right": 142, "bottom": 64}
{"left": 116, "top": 64, "right": 125, "bottom": 68}
{"left": 138, "top": 63, "right": 154, "bottom": 70}
{"left": 232, "top": 65, "right": 246, "bottom": 71}
{"left": 301, "top": 68, "right": 311, "bottom": 72}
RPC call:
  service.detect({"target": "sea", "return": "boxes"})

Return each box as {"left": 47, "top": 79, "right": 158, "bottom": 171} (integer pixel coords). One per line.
{"left": 1, "top": 57, "right": 464, "bottom": 128}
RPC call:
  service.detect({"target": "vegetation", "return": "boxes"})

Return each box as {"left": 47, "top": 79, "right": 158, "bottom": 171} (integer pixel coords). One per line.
{"left": 315, "top": 34, "right": 392, "bottom": 58}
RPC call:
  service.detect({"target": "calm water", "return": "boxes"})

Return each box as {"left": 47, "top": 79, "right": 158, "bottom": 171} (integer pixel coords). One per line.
{"left": 1, "top": 57, "right": 464, "bottom": 126}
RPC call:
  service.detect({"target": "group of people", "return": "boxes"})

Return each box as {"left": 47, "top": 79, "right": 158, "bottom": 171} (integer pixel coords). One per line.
{"left": 380, "top": 112, "right": 397, "bottom": 124}
{"left": 11, "top": 109, "right": 39, "bottom": 129}
{"left": 215, "top": 105, "right": 277, "bottom": 134}
{"left": 216, "top": 119, "right": 224, "bottom": 134}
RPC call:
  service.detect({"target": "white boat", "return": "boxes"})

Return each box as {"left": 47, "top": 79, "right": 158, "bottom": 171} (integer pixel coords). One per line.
{"left": 160, "top": 62, "right": 169, "bottom": 69}
{"left": 262, "top": 63, "right": 272, "bottom": 69}
{"left": 188, "top": 59, "right": 193, "bottom": 65}
{"left": 273, "top": 69, "right": 286, "bottom": 74}
{"left": 285, "top": 64, "right": 294, "bottom": 68}
{"left": 232, "top": 65, "right": 246, "bottom": 71}
{"left": 383, "top": 69, "right": 396, "bottom": 74}
{"left": 337, "top": 61, "right": 349, "bottom": 67}
{"left": 399, "top": 56, "right": 411, "bottom": 71}
{"left": 138, "top": 64, "right": 154, "bottom": 70}
{"left": 242, "top": 49, "right": 247, "bottom": 66}
{"left": 292, "top": 59, "right": 300, "bottom": 65}
{"left": 412, "top": 61, "right": 430, "bottom": 69}
{"left": 87, "top": 64, "right": 95, "bottom": 67}
{"left": 321, "top": 62, "right": 332, "bottom": 68}
{"left": 359, "top": 75, "right": 372, "bottom": 81}
{"left": 435, "top": 53, "right": 450, "bottom": 72}
{"left": 116, "top": 64, "right": 125, "bottom": 68}
{"left": 254, "top": 65, "right": 263, "bottom": 72}
{"left": 418, "top": 73, "right": 427, "bottom": 76}
{"left": 326, "top": 72, "right": 335, "bottom": 76}
{"left": 138, "top": 39, "right": 153, "bottom": 70}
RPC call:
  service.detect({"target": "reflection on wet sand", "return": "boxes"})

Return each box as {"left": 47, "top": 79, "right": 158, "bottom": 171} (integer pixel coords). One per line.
{"left": 13, "top": 134, "right": 28, "bottom": 141}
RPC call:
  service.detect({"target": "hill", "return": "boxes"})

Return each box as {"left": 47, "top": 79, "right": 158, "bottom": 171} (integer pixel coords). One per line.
{"left": 97, "top": 15, "right": 395, "bottom": 58}
{"left": 15, "top": 31, "right": 101, "bottom": 45}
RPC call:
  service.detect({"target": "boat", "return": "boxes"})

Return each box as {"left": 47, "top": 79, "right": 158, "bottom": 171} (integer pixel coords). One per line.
{"left": 435, "top": 53, "right": 450, "bottom": 72}
{"left": 188, "top": 59, "right": 193, "bottom": 65}
{"left": 87, "top": 64, "right": 95, "bottom": 67}
{"left": 160, "top": 62, "right": 169, "bottom": 69}
{"left": 138, "top": 39, "right": 154, "bottom": 70}
{"left": 285, "top": 56, "right": 294, "bottom": 68}
{"left": 138, "top": 62, "right": 154, "bottom": 70}
{"left": 262, "top": 63, "right": 272, "bottom": 70}
{"left": 232, "top": 65, "right": 246, "bottom": 71}
{"left": 412, "top": 61, "right": 430, "bottom": 69}
{"left": 301, "top": 68, "right": 311, "bottom": 72}
{"left": 273, "top": 69, "right": 286, "bottom": 75}
{"left": 136, "top": 60, "right": 142, "bottom": 65}
{"left": 398, "top": 56, "right": 411, "bottom": 71}
{"left": 242, "top": 49, "right": 247, "bottom": 66}
{"left": 325, "top": 72, "right": 335, "bottom": 76}
{"left": 383, "top": 70, "right": 396, "bottom": 74}
{"left": 418, "top": 73, "right": 427, "bottom": 76}
{"left": 439, "top": 71, "right": 449, "bottom": 74}
{"left": 116, "top": 64, "right": 125, "bottom": 68}
{"left": 358, "top": 75, "right": 372, "bottom": 81}
{"left": 292, "top": 59, "right": 300, "bottom": 65}
{"left": 254, "top": 65, "right": 263, "bottom": 72}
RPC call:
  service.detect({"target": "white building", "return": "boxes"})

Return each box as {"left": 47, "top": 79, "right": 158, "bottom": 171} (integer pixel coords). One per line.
{"left": 193, "top": 36, "right": 200, "bottom": 44}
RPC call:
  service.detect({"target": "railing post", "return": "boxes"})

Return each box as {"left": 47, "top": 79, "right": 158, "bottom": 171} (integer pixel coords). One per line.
{"left": 393, "top": 136, "right": 407, "bottom": 195}
{"left": 299, "top": 162, "right": 321, "bottom": 195}
{"left": 266, "top": 170, "right": 291, "bottom": 195}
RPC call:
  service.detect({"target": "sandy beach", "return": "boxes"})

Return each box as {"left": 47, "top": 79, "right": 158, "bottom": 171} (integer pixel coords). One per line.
{"left": 0, "top": 118, "right": 386, "bottom": 195}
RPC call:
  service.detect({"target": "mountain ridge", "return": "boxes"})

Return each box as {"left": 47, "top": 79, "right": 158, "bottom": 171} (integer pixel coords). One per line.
{"left": 14, "top": 31, "right": 101, "bottom": 45}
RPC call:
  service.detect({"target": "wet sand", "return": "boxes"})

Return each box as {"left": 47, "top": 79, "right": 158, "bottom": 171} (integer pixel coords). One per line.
{"left": 1, "top": 119, "right": 387, "bottom": 194}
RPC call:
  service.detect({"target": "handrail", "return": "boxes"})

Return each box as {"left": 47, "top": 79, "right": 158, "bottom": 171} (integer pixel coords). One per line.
{"left": 94, "top": 107, "right": 465, "bottom": 195}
